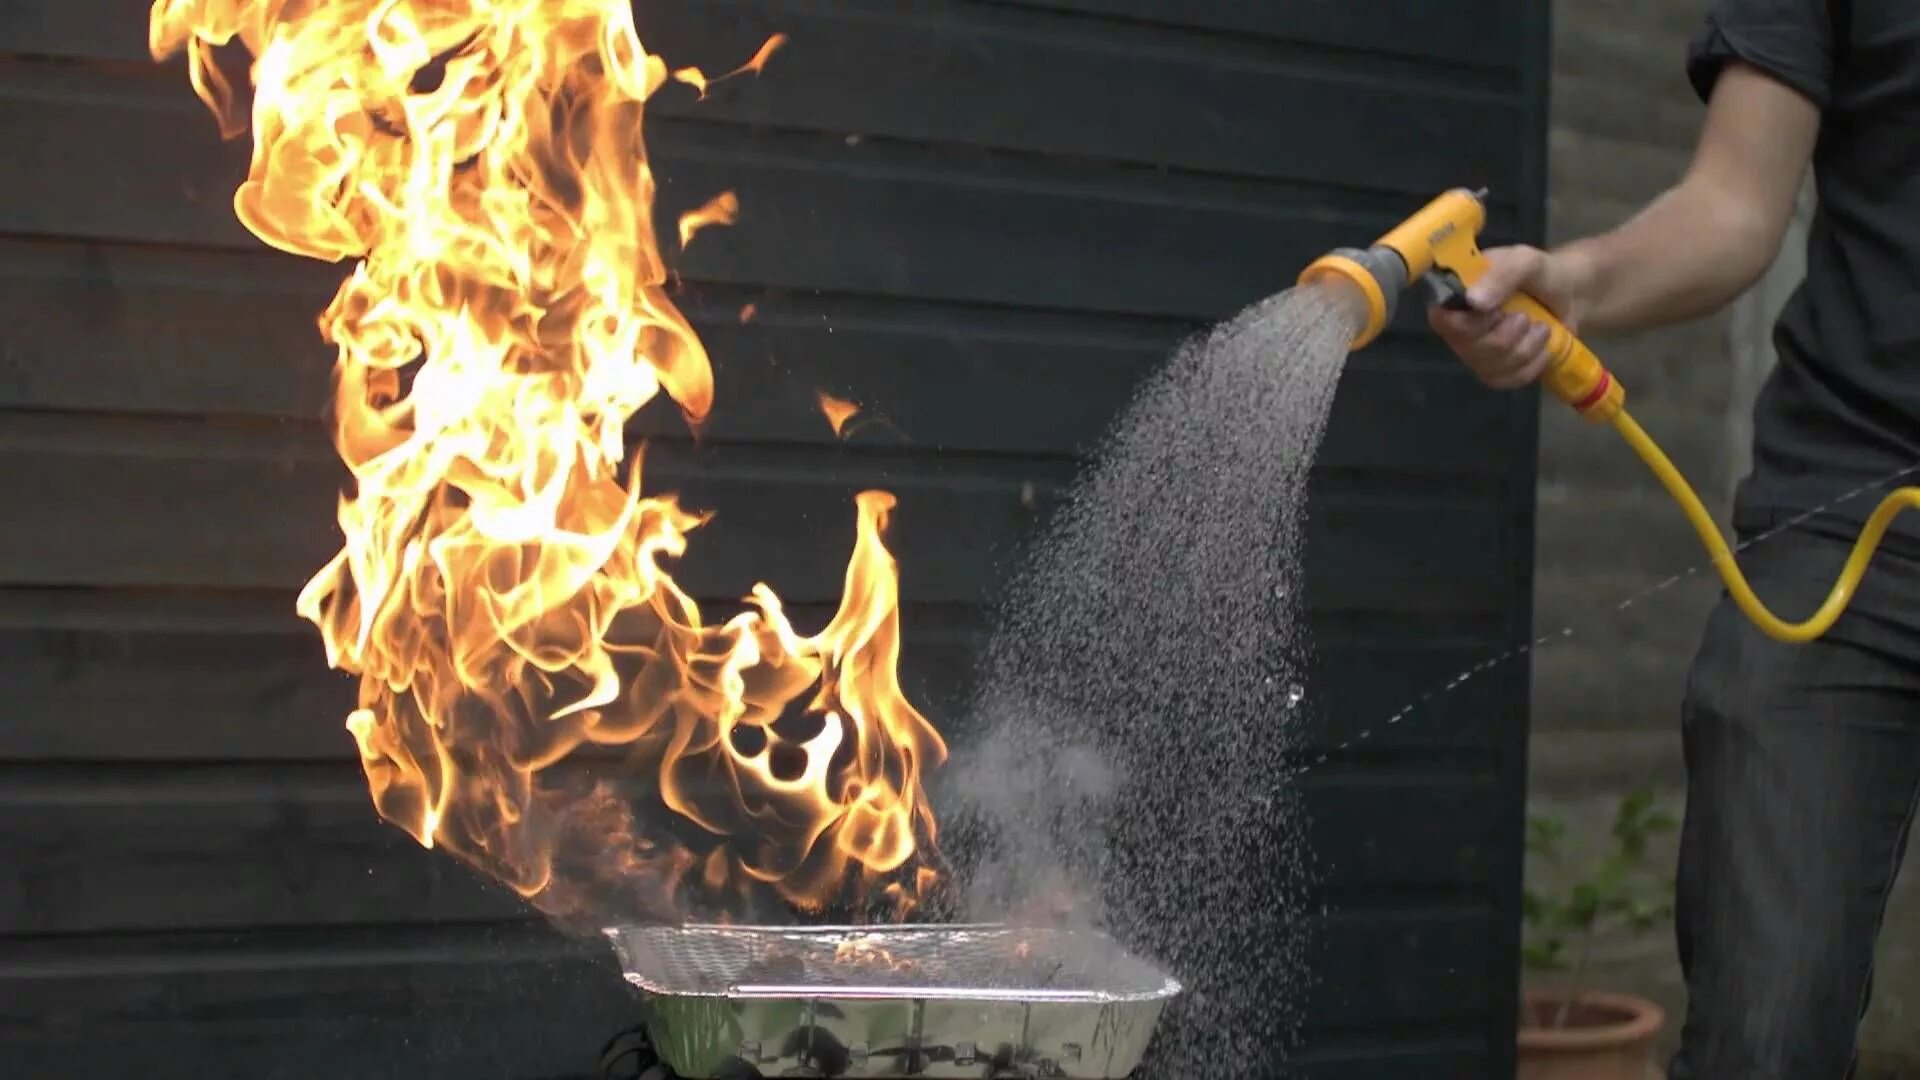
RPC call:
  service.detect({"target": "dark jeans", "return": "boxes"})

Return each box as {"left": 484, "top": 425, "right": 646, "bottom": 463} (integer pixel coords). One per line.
{"left": 1669, "top": 524, "right": 1920, "bottom": 1079}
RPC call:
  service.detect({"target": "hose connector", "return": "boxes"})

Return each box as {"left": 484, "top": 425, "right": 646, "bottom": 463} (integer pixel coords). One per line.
{"left": 1544, "top": 332, "right": 1626, "bottom": 423}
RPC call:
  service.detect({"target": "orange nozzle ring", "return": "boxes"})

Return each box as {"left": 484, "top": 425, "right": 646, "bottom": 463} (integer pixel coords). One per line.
{"left": 1299, "top": 253, "right": 1388, "bottom": 350}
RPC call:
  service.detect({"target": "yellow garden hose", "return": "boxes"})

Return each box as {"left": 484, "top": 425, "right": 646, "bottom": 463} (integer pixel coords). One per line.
{"left": 1609, "top": 410, "right": 1920, "bottom": 643}
{"left": 1298, "top": 189, "right": 1920, "bottom": 646}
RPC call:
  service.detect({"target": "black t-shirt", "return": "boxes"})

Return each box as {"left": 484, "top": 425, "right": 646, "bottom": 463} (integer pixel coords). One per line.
{"left": 1687, "top": 0, "right": 1920, "bottom": 540}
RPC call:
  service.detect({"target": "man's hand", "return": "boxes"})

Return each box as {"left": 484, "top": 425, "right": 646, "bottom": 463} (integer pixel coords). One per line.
{"left": 1427, "top": 245, "right": 1595, "bottom": 390}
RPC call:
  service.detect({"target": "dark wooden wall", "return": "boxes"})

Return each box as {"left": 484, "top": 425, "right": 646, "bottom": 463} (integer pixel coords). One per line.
{"left": 0, "top": 1, "right": 1547, "bottom": 1076}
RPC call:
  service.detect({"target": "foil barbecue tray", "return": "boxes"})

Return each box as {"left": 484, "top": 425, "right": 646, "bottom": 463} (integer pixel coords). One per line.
{"left": 603, "top": 923, "right": 1181, "bottom": 1079}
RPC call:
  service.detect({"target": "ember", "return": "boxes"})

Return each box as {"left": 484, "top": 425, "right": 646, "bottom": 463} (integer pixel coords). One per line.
{"left": 147, "top": 0, "right": 947, "bottom": 923}
{"left": 817, "top": 392, "right": 863, "bottom": 438}
{"left": 833, "top": 933, "right": 918, "bottom": 974}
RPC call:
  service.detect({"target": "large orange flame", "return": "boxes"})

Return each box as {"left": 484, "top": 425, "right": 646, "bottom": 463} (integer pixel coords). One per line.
{"left": 149, "top": 0, "right": 947, "bottom": 923}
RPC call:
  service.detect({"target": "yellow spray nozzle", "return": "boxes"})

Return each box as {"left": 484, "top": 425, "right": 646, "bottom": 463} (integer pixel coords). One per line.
{"left": 1296, "top": 187, "right": 1920, "bottom": 647}
{"left": 1300, "top": 187, "right": 1624, "bottom": 423}
{"left": 1298, "top": 252, "right": 1392, "bottom": 348}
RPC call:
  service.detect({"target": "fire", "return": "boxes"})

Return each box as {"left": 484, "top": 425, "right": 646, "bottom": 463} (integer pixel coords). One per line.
{"left": 677, "top": 191, "right": 739, "bottom": 250}
{"left": 673, "top": 32, "right": 787, "bottom": 97}
{"left": 817, "top": 391, "right": 862, "bottom": 438}
{"left": 148, "top": 1, "right": 946, "bottom": 922}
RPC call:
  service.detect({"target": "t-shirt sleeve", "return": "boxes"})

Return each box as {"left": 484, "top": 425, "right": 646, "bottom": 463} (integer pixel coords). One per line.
{"left": 1686, "top": 0, "right": 1835, "bottom": 108}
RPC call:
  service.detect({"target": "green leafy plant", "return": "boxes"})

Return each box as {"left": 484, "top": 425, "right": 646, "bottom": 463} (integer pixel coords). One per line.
{"left": 1520, "top": 789, "right": 1678, "bottom": 1029}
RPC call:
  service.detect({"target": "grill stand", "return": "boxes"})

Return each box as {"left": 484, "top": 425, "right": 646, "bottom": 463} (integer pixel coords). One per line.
{"left": 597, "top": 1020, "right": 1154, "bottom": 1080}
{"left": 599, "top": 1023, "right": 673, "bottom": 1080}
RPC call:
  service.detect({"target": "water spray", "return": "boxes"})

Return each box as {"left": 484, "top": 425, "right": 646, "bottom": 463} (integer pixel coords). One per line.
{"left": 1300, "top": 187, "right": 1920, "bottom": 645}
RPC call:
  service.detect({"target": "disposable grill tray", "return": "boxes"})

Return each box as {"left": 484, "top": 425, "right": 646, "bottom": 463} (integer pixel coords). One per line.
{"left": 604, "top": 923, "right": 1180, "bottom": 1078}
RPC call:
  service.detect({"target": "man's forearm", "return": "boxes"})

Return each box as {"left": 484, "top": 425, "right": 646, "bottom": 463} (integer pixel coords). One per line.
{"left": 1550, "top": 62, "right": 1821, "bottom": 337}
{"left": 1555, "top": 174, "right": 1787, "bottom": 336}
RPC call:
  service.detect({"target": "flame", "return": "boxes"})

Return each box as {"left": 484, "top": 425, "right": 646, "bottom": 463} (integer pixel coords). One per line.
{"left": 148, "top": 1, "right": 946, "bottom": 922}
{"left": 677, "top": 191, "right": 739, "bottom": 250}
{"left": 817, "top": 391, "right": 861, "bottom": 438}
{"left": 672, "top": 32, "right": 787, "bottom": 98}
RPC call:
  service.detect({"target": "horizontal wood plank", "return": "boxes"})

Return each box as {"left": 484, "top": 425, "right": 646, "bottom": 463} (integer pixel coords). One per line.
{"left": 0, "top": 588, "right": 1511, "bottom": 762}
{"left": 970, "top": 0, "right": 1526, "bottom": 70}
{"left": 0, "top": 907, "right": 1490, "bottom": 1075}
{"left": 0, "top": 922, "right": 637, "bottom": 1080}
{"left": 1288, "top": 1038, "right": 1487, "bottom": 1079}
{"left": 0, "top": 761, "right": 1496, "bottom": 936}
{"left": 0, "top": 426, "right": 1513, "bottom": 612}
{"left": 1301, "top": 908, "right": 1493, "bottom": 1033}
{"left": 0, "top": 0, "right": 1526, "bottom": 73}
{"left": 3, "top": 1008, "right": 1490, "bottom": 1080}
{"left": 0, "top": 237, "right": 1515, "bottom": 473}
{"left": 624, "top": 0, "right": 1521, "bottom": 192}
{"left": 0, "top": 61, "right": 1527, "bottom": 323}
{"left": 0, "top": 432, "right": 1063, "bottom": 604}
{"left": 0, "top": 1, "right": 1521, "bottom": 196}
{"left": 0, "top": 594, "right": 979, "bottom": 762}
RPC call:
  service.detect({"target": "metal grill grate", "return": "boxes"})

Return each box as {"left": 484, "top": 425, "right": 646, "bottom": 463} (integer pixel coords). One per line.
{"left": 605, "top": 923, "right": 1179, "bottom": 1003}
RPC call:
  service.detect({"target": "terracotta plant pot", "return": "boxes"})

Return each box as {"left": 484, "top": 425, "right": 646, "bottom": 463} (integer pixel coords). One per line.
{"left": 1517, "top": 988, "right": 1666, "bottom": 1080}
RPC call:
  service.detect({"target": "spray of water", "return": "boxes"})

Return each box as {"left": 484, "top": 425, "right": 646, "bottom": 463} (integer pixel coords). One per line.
{"left": 940, "top": 282, "right": 1366, "bottom": 1075}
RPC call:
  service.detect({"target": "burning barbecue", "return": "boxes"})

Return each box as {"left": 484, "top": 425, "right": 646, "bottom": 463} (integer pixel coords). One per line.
{"left": 607, "top": 925, "right": 1181, "bottom": 1078}
{"left": 146, "top": 0, "right": 947, "bottom": 923}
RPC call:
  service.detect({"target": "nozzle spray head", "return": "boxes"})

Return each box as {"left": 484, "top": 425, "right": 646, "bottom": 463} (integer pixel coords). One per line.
{"left": 1297, "top": 187, "right": 1488, "bottom": 351}
{"left": 1296, "top": 244, "right": 1408, "bottom": 350}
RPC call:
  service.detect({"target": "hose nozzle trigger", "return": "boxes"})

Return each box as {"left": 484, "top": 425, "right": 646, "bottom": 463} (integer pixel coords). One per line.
{"left": 1422, "top": 270, "right": 1473, "bottom": 311}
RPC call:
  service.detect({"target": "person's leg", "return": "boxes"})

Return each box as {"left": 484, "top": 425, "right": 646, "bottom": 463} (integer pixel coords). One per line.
{"left": 1668, "top": 527, "right": 1920, "bottom": 1080}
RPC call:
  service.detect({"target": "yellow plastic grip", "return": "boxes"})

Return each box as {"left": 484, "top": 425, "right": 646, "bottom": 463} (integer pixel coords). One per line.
{"left": 1501, "top": 293, "right": 1624, "bottom": 423}
{"left": 1369, "top": 188, "right": 1627, "bottom": 422}
{"left": 1436, "top": 261, "right": 1625, "bottom": 423}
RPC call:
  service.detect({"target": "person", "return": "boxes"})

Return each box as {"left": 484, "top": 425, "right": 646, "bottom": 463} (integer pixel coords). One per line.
{"left": 1430, "top": 2, "right": 1920, "bottom": 1077}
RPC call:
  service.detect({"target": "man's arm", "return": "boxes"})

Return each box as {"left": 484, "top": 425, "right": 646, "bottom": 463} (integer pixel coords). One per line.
{"left": 1559, "top": 61, "right": 1821, "bottom": 332}
{"left": 1432, "top": 60, "right": 1822, "bottom": 388}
